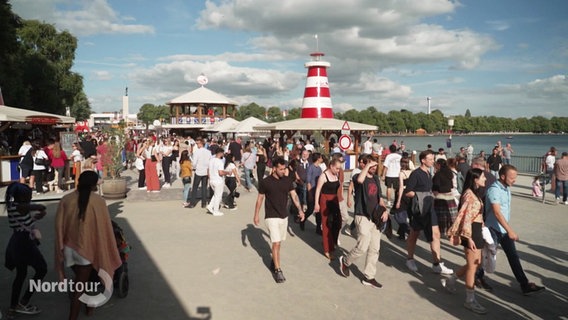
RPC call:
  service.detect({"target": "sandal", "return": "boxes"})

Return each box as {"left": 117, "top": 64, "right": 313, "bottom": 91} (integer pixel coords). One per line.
{"left": 15, "top": 303, "right": 41, "bottom": 315}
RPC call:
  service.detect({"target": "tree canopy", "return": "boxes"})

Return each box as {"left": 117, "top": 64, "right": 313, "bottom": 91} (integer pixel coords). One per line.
{"left": 0, "top": 0, "right": 91, "bottom": 119}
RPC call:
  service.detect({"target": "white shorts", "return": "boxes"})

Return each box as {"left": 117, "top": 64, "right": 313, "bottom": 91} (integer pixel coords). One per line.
{"left": 265, "top": 217, "right": 288, "bottom": 243}
{"left": 64, "top": 246, "right": 91, "bottom": 267}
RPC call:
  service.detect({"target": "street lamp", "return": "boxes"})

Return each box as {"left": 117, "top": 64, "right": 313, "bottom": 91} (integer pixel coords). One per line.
{"left": 447, "top": 118, "right": 454, "bottom": 155}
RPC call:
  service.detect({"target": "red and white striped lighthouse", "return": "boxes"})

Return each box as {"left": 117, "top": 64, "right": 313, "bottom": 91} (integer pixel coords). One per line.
{"left": 300, "top": 52, "right": 333, "bottom": 119}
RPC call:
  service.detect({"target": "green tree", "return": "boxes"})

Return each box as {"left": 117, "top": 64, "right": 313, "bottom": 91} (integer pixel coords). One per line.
{"left": 236, "top": 102, "right": 266, "bottom": 120}
{"left": 286, "top": 107, "right": 301, "bottom": 120}
{"left": 0, "top": 0, "right": 25, "bottom": 106}
{"left": 16, "top": 20, "right": 84, "bottom": 115}
{"left": 137, "top": 104, "right": 171, "bottom": 127}
{"left": 465, "top": 109, "right": 472, "bottom": 118}
{"left": 266, "top": 106, "right": 283, "bottom": 122}
{"left": 70, "top": 91, "right": 91, "bottom": 121}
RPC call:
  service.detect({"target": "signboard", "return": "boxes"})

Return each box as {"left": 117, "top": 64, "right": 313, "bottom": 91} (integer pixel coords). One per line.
{"left": 341, "top": 121, "right": 350, "bottom": 135}
{"left": 60, "top": 132, "right": 78, "bottom": 158}
{"left": 338, "top": 134, "right": 352, "bottom": 151}
{"left": 26, "top": 116, "right": 60, "bottom": 125}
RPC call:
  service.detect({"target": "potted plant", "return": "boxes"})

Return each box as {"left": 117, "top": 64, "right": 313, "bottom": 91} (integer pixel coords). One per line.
{"left": 100, "top": 125, "right": 128, "bottom": 199}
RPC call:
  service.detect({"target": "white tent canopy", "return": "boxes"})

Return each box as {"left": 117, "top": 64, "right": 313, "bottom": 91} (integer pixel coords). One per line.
{"left": 201, "top": 117, "right": 240, "bottom": 132}
{"left": 225, "top": 116, "right": 269, "bottom": 134}
{"left": 0, "top": 105, "right": 75, "bottom": 124}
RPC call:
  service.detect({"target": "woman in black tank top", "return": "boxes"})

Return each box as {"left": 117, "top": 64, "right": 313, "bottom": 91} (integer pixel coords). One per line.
{"left": 314, "top": 159, "right": 342, "bottom": 260}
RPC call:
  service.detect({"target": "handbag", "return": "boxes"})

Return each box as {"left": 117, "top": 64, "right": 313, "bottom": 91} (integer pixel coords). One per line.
{"left": 34, "top": 157, "right": 47, "bottom": 166}
{"left": 134, "top": 157, "right": 144, "bottom": 170}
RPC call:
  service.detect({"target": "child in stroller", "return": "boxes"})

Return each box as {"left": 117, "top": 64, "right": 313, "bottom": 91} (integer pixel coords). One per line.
{"left": 112, "top": 220, "right": 130, "bottom": 298}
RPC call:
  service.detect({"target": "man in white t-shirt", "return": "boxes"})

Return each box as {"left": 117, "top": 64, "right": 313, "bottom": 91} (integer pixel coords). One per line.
{"left": 304, "top": 140, "right": 315, "bottom": 152}
{"left": 207, "top": 148, "right": 228, "bottom": 216}
{"left": 381, "top": 144, "right": 402, "bottom": 207}
{"left": 362, "top": 137, "right": 373, "bottom": 155}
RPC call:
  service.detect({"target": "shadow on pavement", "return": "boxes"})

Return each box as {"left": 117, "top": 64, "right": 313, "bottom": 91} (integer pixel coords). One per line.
{"left": 0, "top": 201, "right": 208, "bottom": 320}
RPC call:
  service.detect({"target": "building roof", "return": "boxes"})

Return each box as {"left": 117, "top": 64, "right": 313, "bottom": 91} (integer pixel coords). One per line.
{"left": 0, "top": 105, "right": 75, "bottom": 124}
{"left": 167, "top": 86, "right": 238, "bottom": 106}
{"left": 254, "top": 118, "right": 377, "bottom": 132}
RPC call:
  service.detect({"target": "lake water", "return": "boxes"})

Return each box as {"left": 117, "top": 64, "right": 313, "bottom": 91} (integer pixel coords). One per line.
{"left": 376, "top": 134, "right": 568, "bottom": 157}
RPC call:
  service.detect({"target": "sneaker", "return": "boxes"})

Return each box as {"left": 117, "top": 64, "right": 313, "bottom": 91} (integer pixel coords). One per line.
{"left": 206, "top": 205, "right": 214, "bottom": 213}
{"left": 274, "top": 269, "right": 286, "bottom": 283}
{"left": 229, "top": 206, "right": 237, "bottom": 211}
{"left": 432, "top": 262, "right": 454, "bottom": 275}
{"left": 14, "top": 304, "right": 41, "bottom": 315}
{"left": 475, "top": 278, "right": 494, "bottom": 292}
{"left": 223, "top": 204, "right": 230, "bottom": 209}
{"left": 163, "top": 183, "right": 171, "bottom": 188}
{"left": 339, "top": 256, "right": 350, "bottom": 277}
{"left": 138, "top": 187, "right": 147, "bottom": 190}
{"left": 406, "top": 259, "right": 418, "bottom": 272}
{"left": 361, "top": 278, "right": 383, "bottom": 289}
{"left": 212, "top": 211, "right": 224, "bottom": 217}
{"left": 564, "top": 201, "right": 568, "bottom": 205}
{"left": 464, "top": 299, "right": 487, "bottom": 314}
{"left": 441, "top": 275, "right": 457, "bottom": 293}
{"left": 522, "top": 283, "right": 545, "bottom": 296}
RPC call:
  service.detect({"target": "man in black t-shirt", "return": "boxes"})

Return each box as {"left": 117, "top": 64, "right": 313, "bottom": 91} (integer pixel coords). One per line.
{"left": 228, "top": 138, "right": 242, "bottom": 164}
{"left": 338, "top": 154, "right": 388, "bottom": 289}
{"left": 404, "top": 150, "right": 453, "bottom": 275}
{"left": 254, "top": 157, "right": 304, "bottom": 283}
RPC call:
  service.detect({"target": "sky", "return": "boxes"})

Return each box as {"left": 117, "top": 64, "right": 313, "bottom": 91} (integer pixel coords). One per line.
{"left": 10, "top": 0, "right": 568, "bottom": 119}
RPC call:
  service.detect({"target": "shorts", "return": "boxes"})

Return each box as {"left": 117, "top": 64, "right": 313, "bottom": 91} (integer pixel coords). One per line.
{"left": 461, "top": 222, "right": 484, "bottom": 248}
{"left": 64, "top": 246, "right": 91, "bottom": 267}
{"left": 19, "top": 165, "right": 32, "bottom": 178}
{"left": 410, "top": 210, "right": 438, "bottom": 242}
{"left": 385, "top": 177, "right": 400, "bottom": 189}
{"left": 265, "top": 217, "right": 288, "bottom": 243}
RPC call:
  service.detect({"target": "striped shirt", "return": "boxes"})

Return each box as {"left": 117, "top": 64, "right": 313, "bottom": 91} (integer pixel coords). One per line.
{"left": 7, "top": 203, "right": 38, "bottom": 232}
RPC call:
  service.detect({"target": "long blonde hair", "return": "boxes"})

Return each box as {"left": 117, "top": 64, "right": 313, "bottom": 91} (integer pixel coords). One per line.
{"left": 53, "top": 141, "right": 62, "bottom": 158}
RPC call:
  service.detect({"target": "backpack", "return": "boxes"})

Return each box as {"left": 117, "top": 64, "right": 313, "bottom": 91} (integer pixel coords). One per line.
{"left": 455, "top": 171, "right": 465, "bottom": 194}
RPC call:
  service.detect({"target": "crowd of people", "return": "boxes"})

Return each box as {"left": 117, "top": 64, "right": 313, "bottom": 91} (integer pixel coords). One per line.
{"left": 8, "top": 131, "right": 564, "bottom": 318}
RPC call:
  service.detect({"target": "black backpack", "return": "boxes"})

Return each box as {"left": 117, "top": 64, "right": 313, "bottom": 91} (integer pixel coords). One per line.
{"left": 20, "top": 148, "right": 33, "bottom": 167}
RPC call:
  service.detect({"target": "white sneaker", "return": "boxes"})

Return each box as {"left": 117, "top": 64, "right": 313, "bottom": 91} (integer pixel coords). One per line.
{"left": 406, "top": 259, "right": 418, "bottom": 272}
{"left": 138, "top": 186, "right": 147, "bottom": 190}
{"left": 564, "top": 201, "right": 568, "bottom": 205}
{"left": 432, "top": 262, "right": 454, "bottom": 275}
{"left": 206, "top": 205, "right": 214, "bottom": 213}
{"left": 212, "top": 211, "right": 224, "bottom": 216}
{"left": 163, "top": 183, "right": 171, "bottom": 188}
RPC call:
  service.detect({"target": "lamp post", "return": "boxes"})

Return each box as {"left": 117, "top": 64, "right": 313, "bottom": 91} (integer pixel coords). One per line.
{"left": 447, "top": 118, "right": 454, "bottom": 155}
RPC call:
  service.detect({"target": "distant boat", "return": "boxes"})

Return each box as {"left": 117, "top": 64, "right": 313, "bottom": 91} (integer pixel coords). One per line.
{"left": 507, "top": 136, "right": 513, "bottom": 139}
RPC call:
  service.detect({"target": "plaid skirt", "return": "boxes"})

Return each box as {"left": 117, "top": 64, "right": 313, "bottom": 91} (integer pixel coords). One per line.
{"left": 435, "top": 198, "right": 458, "bottom": 234}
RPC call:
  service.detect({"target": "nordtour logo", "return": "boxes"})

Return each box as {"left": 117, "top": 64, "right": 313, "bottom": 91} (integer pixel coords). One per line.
{"left": 30, "top": 269, "right": 114, "bottom": 307}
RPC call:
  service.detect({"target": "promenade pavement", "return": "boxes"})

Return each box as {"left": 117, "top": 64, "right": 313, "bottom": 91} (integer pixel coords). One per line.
{"left": 0, "top": 170, "right": 567, "bottom": 320}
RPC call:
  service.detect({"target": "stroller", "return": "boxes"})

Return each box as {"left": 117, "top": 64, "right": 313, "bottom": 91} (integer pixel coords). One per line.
{"left": 112, "top": 220, "right": 131, "bottom": 298}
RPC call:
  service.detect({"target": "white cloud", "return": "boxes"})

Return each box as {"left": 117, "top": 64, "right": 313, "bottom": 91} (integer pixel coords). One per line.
{"left": 12, "top": 0, "right": 155, "bottom": 36}
{"left": 486, "top": 20, "right": 510, "bottom": 31}
{"left": 92, "top": 70, "right": 112, "bottom": 81}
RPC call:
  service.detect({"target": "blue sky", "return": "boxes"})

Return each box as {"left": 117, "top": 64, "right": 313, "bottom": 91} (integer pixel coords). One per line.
{"left": 11, "top": 0, "right": 568, "bottom": 118}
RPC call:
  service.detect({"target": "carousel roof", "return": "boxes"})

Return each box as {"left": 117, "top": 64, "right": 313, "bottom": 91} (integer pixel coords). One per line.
{"left": 253, "top": 117, "right": 377, "bottom": 132}
{"left": 167, "top": 86, "right": 238, "bottom": 106}
{"left": 0, "top": 105, "right": 75, "bottom": 124}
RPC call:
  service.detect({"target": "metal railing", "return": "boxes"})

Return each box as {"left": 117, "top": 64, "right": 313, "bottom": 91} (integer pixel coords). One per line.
{"left": 508, "top": 155, "right": 544, "bottom": 174}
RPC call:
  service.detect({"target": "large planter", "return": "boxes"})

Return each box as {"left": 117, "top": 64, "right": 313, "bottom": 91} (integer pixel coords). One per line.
{"left": 101, "top": 178, "right": 127, "bottom": 199}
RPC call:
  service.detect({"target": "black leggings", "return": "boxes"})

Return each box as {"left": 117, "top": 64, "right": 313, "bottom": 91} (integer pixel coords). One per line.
{"left": 161, "top": 156, "right": 172, "bottom": 183}
{"left": 32, "top": 170, "right": 44, "bottom": 193}
{"left": 11, "top": 248, "right": 47, "bottom": 308}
